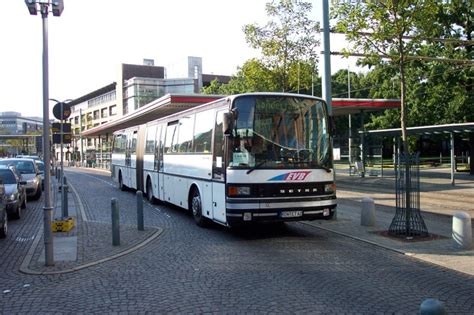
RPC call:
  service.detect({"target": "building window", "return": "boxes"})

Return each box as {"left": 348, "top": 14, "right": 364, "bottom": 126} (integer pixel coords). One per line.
{"left": 109, "top": 105, "right": 117, "bottom": 116}
{"left": 93, "top": 110, "right": 100, "bottom": 120}
{"left": 101, "top": 108, "right": 108, "bottom": 118}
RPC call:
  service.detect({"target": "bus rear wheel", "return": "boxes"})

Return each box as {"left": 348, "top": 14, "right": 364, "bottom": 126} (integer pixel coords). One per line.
{"left": 146, "top": 179, "right": 154, "bottom": 203}
{"left": 118, "top": 173, "right": 125, "bottom": 191}
{"left": 190, "top": 189, "right": 208, "bottom": 228}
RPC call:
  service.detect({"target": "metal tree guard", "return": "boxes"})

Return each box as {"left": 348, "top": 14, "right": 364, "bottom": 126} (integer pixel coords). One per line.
{"left": 389, "top": 152, "right": 428, "bottom": 237}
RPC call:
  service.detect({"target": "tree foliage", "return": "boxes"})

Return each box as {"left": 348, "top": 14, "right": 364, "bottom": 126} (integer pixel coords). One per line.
{"left": 333, "top": 0, "right": 439, "bottom": 152}
{"left": 243, "top": 0, "right": 320, "bottom": 92}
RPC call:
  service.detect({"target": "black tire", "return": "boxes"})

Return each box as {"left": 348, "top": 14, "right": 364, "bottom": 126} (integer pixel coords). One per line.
{"left": 12, "top": 204, "right": 21, "bottom": 220}
{"left": 34, "top": 186, "right": 42, "bottom": 200}
{"left": 190, "top": 189, "right": 208, "bottom": 228}
{"left": 0, "top": 212, "right": 7, "bottom": 239}
{"left": 118, "top": 173, "right": 125, "bottom": 191}
{"left": 146, "top": 179, "right": 154, "bottom": 203}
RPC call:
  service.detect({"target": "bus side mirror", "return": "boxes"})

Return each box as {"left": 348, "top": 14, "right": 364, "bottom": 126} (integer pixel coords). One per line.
{"left": 223, "top": 112, "right": 234, "bottom": 135}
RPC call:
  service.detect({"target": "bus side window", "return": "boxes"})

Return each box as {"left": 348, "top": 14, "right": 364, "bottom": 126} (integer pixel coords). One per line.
{"left": 165, "top": 122, "right": 178, "bottom": 153}
{"left": 193, "top": 110, "right": 214, "bottom": 153}
{"left": 213, "top": 110, "right": 225, "bottom": 179}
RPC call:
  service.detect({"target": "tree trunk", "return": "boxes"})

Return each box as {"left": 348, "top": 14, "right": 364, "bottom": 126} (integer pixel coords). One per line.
{"left": 470, "top": 133, "right": 474, "bottom": 175}
{"left": 399, "top": 48, "right": 408, "bottom": 154}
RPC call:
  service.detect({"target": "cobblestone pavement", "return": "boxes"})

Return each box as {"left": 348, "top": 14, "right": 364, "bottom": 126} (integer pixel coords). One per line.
{"left": 0, "top": 166, "right": 473, "bottom": 314}
{"left": 313, "top": 167, "right": 474, "bottom": 276}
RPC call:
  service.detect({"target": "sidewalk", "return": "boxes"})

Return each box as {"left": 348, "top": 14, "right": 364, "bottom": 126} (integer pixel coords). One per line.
{"left": 20, "top": 173, "right": 162, "bottom": 275}
{"left": 20, "top": 167, "right": 474, "bottom": 277}
{"left": 305, "top": 167, "right": 474, "bottom": 276}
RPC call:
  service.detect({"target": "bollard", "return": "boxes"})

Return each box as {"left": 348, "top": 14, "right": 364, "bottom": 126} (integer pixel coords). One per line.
{"left": 420, "top": 298, "right": 447, "bottom": 315}
{"left": 361, "top": 197, "right": 376, "bottom": 226}
{"left": 452, "top": 212, "right": 472, "bottom": 249}
{"left": 111, "top": 198, "right": 120, "bottom": 246}
{"left": 62, "top": 176, "right": 68, "bottom": 218}
{"left": 137, "top": 191, "right": 144, "bottom": 231}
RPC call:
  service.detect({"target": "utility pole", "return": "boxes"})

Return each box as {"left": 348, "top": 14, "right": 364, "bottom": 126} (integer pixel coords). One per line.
{"left": 24, "top": 0, "right": 65, "bottom": 267}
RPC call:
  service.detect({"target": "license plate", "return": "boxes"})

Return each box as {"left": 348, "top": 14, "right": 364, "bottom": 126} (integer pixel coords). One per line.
{"left": 281, "top": 210, "right": 303, "bottom": 218}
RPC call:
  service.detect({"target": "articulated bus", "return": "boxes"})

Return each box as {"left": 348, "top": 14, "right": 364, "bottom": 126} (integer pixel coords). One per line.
{"left": 111, "top": 93, "right": 336, "bottom": 227}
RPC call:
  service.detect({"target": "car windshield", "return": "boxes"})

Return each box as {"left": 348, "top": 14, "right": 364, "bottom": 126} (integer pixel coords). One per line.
{"left": 228, "top": 95, "right": 331, "bottom": 170}
{"left": 0, "top": 160, "right": 35, "bottom": 174}
{"left": 0, "top": 169, "right": 17, "bottom": 184}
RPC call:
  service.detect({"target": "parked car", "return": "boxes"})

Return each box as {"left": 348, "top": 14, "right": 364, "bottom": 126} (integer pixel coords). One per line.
{"left": 0, "top": 178, "right": 7, "bottom": 238}
{"left": 35, "top": 160, "right": 45, "bottom": 190}
{"left": 0, "top": 166, "right": 27, "bottom": 220}
{"left": 16, "top": 155, "right": 41, "bottom": 162}
{"left": 0, "top": 159, "right": 42, "bottom": 200}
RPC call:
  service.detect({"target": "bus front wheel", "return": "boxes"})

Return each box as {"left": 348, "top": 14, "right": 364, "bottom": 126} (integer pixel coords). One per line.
{"left": 190, "top": 189, "right": 208, "bottom": 228}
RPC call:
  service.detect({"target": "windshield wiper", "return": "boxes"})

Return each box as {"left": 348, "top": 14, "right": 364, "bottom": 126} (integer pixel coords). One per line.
{"left": 246, "top": 160, "right": 268, "bottom": 174}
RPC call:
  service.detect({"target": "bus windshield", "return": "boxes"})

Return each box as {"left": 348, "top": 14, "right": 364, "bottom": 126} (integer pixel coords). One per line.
{"left": 229, "top": 95, "right": 331, "bottom": 170}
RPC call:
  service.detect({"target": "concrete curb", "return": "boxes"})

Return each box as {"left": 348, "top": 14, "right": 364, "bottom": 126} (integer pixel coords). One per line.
{"left": 19, "top": 227, "right": 163, "bottom": 275}
{"left": 19, "top": 176, "right": 164, "bottom": 275}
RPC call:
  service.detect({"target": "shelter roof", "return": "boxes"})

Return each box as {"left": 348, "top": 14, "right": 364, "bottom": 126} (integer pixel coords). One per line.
{"left": 332, "top": 98, "right": 400, "bottom": 116}
{"left": 360, "top": 122, "right": 474, "bottom": 137}
{"left": 81, "top": 95, "right": 401, "bottom": 137}
{"left": 81, "top": 94, "right": 222, "bottom": 137}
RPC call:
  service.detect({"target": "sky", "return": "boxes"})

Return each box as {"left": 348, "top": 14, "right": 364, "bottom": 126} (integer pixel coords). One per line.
{"left": 1, "top": 0, "right": 359, "bottom": 118}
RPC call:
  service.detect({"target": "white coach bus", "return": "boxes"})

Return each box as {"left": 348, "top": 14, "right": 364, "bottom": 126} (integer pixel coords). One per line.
{"left": 111, "top": 93, "right": 337, "bottom": 227}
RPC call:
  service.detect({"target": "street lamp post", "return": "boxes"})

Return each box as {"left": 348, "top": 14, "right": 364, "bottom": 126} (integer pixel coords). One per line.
{"left": 24, "top": 0, "right": 64, "bottom": 267}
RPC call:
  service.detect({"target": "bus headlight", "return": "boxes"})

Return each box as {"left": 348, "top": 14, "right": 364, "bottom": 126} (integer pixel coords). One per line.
{"left": 228, "top": 186, "right": 251, "bottom": 197}
{"left": 324, "top": 183, "right": 336, "bottom": 194}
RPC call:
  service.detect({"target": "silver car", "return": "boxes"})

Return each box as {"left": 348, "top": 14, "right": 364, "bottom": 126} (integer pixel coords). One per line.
{"left": 0, "top": 159, "right": 42, "bottom": 200}
{"left": 0, "top": 180, "right": 6, "bottom": 239}
{"left": 0, "top": 167, "right": 27, "bottom": 219}
{"left": 35, "top": 160, "right": 45, "bottom": 190}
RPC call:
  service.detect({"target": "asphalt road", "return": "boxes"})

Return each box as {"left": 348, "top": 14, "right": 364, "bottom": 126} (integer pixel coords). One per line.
{"left": 0, "top": 167, "right": 473, "bottom": 314}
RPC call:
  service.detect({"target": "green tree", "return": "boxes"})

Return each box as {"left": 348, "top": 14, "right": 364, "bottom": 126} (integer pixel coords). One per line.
{"left": 243, "top": 0, "right": 320, "bottom": 92}
{"left": 333, "top": 0, "right": 438, "bottom": 153}
{"left": 201, "top": 59, "right": 276, "bottom": 95}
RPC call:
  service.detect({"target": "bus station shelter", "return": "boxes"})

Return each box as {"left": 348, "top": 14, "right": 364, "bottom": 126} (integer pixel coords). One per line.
{"left": 80, "top": 94, "right": 401, "bottom": 169}
{"left": 359, "top": 123, "right": 474, "bottom": 185}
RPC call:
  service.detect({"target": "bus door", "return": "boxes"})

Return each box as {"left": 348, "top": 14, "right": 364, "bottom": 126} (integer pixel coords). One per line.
{"left": 135, "top": 126, "right": 145, "bottom": 192}
{"left": 158, "top": 124, "right": 166, "bottom": 202}
{"left": 212, "top": 110, "right": 226, "bottom": 223}
{"left": 153, "top": 124, "right": 163, "bottom": 201}
{"left": 129, "top": 130, "right": 138, "bottom": 189}
{"left": 124, "top": 130, "right": 132, "bottom": 187}
{"left": 162, "top": 121, "right": 178, "bottom": 203}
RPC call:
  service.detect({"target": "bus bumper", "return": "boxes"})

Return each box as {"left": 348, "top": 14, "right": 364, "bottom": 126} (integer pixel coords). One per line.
{"left": 225, "top": 203, "right": 337, "bottom": 226}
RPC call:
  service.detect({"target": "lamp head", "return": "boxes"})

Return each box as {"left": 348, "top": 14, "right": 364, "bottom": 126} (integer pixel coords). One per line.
{"left": 24, "top": 0, "right": 38, "bottom": 15}
{"left": 52, "top": 0, "right": 64, "bottom": 16}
